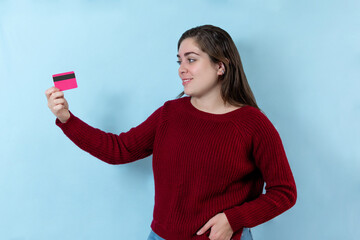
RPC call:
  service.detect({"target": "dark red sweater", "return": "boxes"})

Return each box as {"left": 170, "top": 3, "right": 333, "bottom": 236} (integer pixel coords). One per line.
{"left": 56, "top": 96, "right": 297, "bottom": 240}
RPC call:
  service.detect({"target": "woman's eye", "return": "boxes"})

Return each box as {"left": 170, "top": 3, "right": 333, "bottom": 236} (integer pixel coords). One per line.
{"left": 177, "top": 59, "right": 195, "bottom": 65}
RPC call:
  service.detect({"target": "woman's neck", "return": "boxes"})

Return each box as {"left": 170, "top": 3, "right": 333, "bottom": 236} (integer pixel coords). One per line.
{"left": 190, "top": 95, "right": 242, "bottom": 114}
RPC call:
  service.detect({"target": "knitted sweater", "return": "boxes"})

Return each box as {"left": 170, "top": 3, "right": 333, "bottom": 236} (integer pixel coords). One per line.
{"left": 55, "top": 96, "right": 297, "bottom": 240}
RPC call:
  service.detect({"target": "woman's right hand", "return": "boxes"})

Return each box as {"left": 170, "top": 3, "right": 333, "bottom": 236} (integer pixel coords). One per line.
{"left": 45, "top": 87, "right": 70, "bottom": 123}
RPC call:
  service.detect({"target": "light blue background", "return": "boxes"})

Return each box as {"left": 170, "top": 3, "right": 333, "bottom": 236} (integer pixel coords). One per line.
{"left": 1, "top": 0, "right": 359, "bottom": 239}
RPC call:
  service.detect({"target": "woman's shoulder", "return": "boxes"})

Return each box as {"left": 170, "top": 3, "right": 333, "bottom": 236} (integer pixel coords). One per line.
{"left": 237, "top": 105, "right": 269, "bottom": 122}
{"left": 162, "top": 96, "right": 189, "bottom": 110}
{"left": 151, "top": 97, "right": 189, "bottom": 123}
{"left": 234, "top": 105, "right": 279, "bottom": 135}
{"left": 164, "top": 96, "right": 189, "bottom": 105}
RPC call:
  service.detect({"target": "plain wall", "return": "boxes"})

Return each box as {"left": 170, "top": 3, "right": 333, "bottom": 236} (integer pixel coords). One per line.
{"left": 1, "top": 0, "right": 359, "bottom": 239}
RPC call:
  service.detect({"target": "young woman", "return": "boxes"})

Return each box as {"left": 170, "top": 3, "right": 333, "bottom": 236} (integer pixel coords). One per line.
{"left": 45, "top": 25, "right": 297, "bottom": 240}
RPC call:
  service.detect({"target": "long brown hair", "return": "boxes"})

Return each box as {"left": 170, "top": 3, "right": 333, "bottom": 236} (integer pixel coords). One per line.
{"left": 176, "top": 25, "right": 260, "bottom": 111}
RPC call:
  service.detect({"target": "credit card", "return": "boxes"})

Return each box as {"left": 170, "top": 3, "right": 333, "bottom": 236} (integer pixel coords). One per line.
{"left": 52, "top": 71, "right": 78, "bottom": 91}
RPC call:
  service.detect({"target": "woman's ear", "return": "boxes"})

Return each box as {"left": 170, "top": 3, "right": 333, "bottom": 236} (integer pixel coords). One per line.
{"left": 217, "top": 62, "right": 225, "bottom": 75}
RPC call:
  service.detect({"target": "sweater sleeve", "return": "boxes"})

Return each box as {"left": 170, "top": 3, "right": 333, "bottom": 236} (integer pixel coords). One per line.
{"left": 224, "top": 113, "right": 297, "bottom": 231}
{"left": 55, "top": 106, "right": 163, "bottom": 164}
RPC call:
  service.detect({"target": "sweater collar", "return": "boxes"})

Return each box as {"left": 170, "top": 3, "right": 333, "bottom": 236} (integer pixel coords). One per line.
{"left": 183, "top": 96, "right": 249, "bottom": 121}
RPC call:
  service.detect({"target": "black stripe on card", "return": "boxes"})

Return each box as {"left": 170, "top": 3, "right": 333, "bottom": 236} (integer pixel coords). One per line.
{"left": 53, "top": 73, "right": 76, "bottom": 82}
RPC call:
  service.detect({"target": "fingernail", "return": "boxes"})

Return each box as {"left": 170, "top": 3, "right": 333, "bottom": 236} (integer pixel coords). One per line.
{"left": 197, "top": 231, "right": 201, "bottom": 235}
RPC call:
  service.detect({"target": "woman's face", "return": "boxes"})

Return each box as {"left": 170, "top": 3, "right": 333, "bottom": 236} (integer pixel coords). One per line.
{"left": 177, "top": 37, "right": 223, "bottom": 98}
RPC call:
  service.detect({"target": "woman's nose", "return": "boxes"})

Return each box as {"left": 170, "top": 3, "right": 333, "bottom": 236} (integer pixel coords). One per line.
{"left": 178, "top": 63, "right": 187, "bottom": 75}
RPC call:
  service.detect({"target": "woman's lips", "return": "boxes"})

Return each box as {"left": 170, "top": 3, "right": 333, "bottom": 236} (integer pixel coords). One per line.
{"left": 182, "top": 78, "right": 192, "bottom": 86}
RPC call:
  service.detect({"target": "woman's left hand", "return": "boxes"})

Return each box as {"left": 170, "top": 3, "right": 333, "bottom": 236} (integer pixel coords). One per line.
{"left": 197, "top": 212, "right": 234, "bottom": 240}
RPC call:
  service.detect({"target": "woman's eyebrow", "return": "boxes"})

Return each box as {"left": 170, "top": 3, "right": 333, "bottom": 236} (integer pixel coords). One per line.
{"left": 177, "top": 52, "right": 200, "bottom": 58}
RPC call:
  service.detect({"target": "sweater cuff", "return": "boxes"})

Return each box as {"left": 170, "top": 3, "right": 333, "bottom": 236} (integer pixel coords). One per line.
{"left": 55, "top": 111, "right": 75, "bottom": 128}
{"left": 224, "top": 207, "right": 246, "bottom": 233}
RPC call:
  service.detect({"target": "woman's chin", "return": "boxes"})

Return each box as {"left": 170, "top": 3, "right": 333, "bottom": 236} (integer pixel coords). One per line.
{"left": 183, "top": 89, "right": 192, "bottom": 96}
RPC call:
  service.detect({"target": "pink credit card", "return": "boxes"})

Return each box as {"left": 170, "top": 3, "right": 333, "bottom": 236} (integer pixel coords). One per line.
{"left": 52, "top": 71, "right": 78, "bottom": 91}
